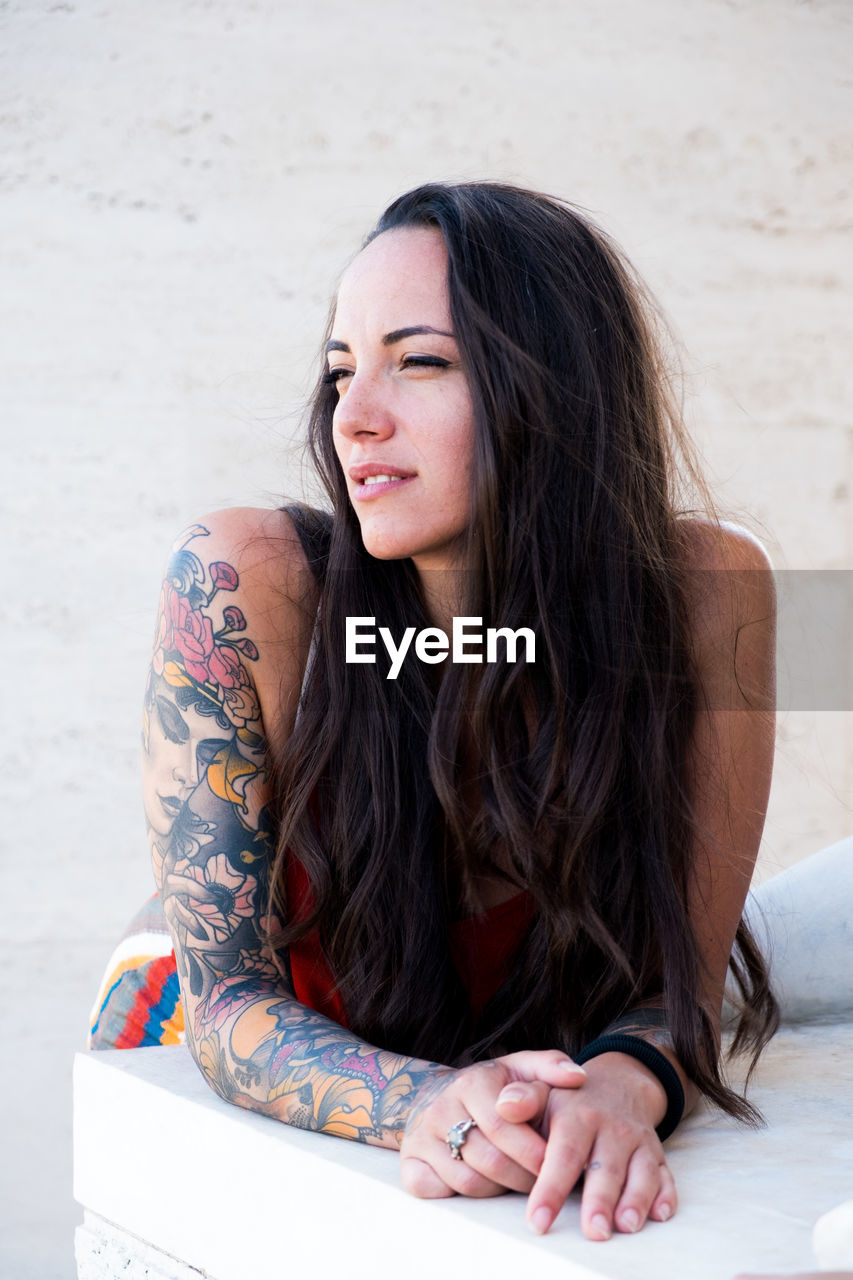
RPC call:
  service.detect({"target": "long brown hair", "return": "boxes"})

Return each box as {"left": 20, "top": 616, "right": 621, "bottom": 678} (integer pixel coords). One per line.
{"left": 269, "top": 181, "right": 776, "bottom": 1119}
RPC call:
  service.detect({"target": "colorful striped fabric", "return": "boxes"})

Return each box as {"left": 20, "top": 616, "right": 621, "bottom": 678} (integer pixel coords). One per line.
{"left": 88, "top": 895, "right": 184, "bottom": 1050}
{"left": 90, "top": 883, "right": 535, "bottom": 1051}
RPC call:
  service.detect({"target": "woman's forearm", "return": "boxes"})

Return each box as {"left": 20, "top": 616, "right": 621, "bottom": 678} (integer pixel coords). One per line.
{"left": 186, "top": 983, "right": 449, "bottom": 1149}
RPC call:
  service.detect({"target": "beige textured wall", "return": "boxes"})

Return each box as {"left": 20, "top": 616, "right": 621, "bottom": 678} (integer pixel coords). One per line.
{"left": 2, "top": 2, "right": 851, "bottom": 1273}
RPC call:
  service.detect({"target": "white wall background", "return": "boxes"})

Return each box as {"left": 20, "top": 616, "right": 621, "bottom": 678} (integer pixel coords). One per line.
{"left": 1, "top": 1, "right": 851, "bottom": 1274}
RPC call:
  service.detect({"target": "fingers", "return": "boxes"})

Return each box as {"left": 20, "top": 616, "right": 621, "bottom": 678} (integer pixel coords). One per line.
{"left": 400, "top": 1157, "right": 455, "bottom": 1199}
{"left": 647, "top": 1161, "right": 677, "bottom": 1224}
{"left": 401, "top": 1064, "right": 551, "bottom": 1200}
{"left": 444, "top": 1123, "right": 538, "bottom": 1195}
{"left": 610, "top": 1144, "right": 673, "bottom": 1235}
{"left": 581, "top": 1134, "right": 674, "bottom": 1240}
{"left": 500, "top": 1049, "right": 587, "bottom": 1090}
{"left": 525, "top": 1106, "right": 591, "bottom": 1235}
{"left": 405, "top": 1051, "right": 680, "bottom": 1239}
{"left": 401, "top": 1121, "right": 525, "bottom": 1200}
{"left": 494, "top": 1079, "right": 552, "bottom": 1126}
{"left": 525, "top": 1095, "right": 675, "bottom": 1240}
{"left": 400, "top": 1145, "right": 505, "bottom": 1200}
{"left": 399, "top": 1051, "right": 586, "bottom": 1206}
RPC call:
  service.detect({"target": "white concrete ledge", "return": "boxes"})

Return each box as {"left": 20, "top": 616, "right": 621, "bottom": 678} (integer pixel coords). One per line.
{"left": 75, "top": 1212, "right": 210, "bottom": 1280}
{"left": 73, "top": 1026, "right": 853, "bottom": 1280}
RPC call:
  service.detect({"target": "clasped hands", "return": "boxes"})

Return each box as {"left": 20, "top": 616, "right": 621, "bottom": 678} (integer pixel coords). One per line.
{"left": 400, "top": 1048, "right": 676, "bottom": 1241}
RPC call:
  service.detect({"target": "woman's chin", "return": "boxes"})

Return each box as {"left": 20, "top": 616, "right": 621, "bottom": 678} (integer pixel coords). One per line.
{"left": 361, "top": 540, "right": 411, "bottom": 562}
{"left": 357, "top": 526, "right": 418, "bottom": 562}
{"left": 357, "top": 521, "right": 466, "bottom": 572}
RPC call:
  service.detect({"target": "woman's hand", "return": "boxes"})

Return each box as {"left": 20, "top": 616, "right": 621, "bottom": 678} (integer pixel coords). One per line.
{"left": 399, "top": 1050, "right": 587, "bottom": 1200}
{"left": 513, "top": 1051, "right": 676, "bottom": 1241}
{"left": 401, "top": 1047, "right": 676, "bottom": 1242}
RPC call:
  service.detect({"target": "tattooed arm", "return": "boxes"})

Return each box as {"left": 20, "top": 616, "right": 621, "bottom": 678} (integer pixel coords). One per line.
{"left": 146, "top": 509, "right": 587, "bottom": 1177}
{"left": 145, "top": 508, "right": 452, "bottom": 1148}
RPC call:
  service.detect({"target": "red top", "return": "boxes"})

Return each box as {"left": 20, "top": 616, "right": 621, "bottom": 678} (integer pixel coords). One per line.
{"left": 285, "top": 855, "right": 536, "bottom": 1027}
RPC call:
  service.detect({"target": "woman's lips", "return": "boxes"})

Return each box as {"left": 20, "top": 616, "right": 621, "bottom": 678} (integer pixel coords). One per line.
{"left": 352, "top": 474, "right": 416, "bottom": 501}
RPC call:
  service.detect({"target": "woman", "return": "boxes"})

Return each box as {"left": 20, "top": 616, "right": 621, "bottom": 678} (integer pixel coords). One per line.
{"left": 92, "top": 181, "right": 778, "bottom": 1241}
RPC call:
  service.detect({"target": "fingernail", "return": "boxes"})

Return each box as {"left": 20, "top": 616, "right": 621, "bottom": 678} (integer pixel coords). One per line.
{"left": 559, "top": 1060, "right": 587, "bottom": 1076}
{"left": 530, "top": 1206, "right": 553, "bottom": 1235}
{"left": 657, "top": 1202, "right": 672, "bottom": 1222}
{"left": 620, "top": 1208, "right": 640, "bottom": 1233}
{"left": 591, "top": 1213, "right": 611, "bottom": 1240}
{"left": 499, "top": 1085, "right": 526, "bottom": 1103}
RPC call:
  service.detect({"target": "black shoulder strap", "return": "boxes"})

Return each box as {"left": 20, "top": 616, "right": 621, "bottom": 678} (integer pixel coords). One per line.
{"left": 280, "top": 502, "right": 333, "bottom": 586}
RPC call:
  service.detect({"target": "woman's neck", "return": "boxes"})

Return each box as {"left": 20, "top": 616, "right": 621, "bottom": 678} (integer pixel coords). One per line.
{"left": 414, "top": 562, "right": 468, "bottom": 635}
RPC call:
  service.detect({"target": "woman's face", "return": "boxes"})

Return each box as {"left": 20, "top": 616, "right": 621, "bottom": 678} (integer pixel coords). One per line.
{"left": 329, "top": 227, "right": 475, "bottom": 574}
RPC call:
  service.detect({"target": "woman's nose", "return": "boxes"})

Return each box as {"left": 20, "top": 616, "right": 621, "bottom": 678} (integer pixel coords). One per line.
{"left": 333, "top": 372, "right": 395, "bottom": 442}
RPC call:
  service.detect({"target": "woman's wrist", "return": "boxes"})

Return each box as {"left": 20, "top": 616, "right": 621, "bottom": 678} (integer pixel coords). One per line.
{"left": 580, "top": 1051, "right": 671, "bottom": 1133}
{"left": 396, "top": 1065, "right": 460, "bottom": 1149}
{"left": 577, "top": 1025, "right": 689, "bottom": 1139}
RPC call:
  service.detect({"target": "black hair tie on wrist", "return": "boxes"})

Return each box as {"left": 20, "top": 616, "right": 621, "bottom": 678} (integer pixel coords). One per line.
{"left": 574, "top": 1033, "right": 685, "bottom": 1141}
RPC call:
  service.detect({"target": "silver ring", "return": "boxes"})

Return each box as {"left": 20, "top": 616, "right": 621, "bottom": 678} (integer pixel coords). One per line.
{"left": 446, "top": 1118, "right": 478, "bottom": 1160}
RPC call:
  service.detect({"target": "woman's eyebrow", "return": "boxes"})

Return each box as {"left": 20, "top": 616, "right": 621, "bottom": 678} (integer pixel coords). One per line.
{"left": 324, "top": 325, "right": 454, "bottom": 356}
{"left": 382, "top": 325, "right": 454, "bottom": 346}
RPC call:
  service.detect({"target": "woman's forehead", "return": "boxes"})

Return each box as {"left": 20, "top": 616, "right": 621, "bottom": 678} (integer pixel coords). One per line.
{"left": 334, "top": 226, "right": 451, "bottom": 332}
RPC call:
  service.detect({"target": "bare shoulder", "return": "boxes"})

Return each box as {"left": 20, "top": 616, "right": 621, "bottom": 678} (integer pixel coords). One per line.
{"left": 158, "top": 506, "right": 323, "bottom": 745}
{"left": 177, "top": 505, "right": 317, "bottom": 598}
{"left": 676, "top": 517, "right": 774, "bottom": 576}
{"left": 675, "top": 518, "right": 776, "bottom": 709}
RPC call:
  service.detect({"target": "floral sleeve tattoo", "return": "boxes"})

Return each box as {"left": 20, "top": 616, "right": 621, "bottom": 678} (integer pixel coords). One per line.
{"left": 145, "top": 524, "right": 440, "bottom": 1147}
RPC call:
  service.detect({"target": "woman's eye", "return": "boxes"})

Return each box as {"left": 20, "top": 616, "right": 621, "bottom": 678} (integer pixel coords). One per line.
{"left": 322, "top": 367, "right": 352, "bottom": 386}
{"left": 400, "top": 355, "right": 450, "bottom": 371}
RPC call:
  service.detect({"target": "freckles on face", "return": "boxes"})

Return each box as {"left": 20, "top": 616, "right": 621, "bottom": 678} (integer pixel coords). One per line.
{"left": 327, "top": 226, "right": 476, "bottom": 572}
